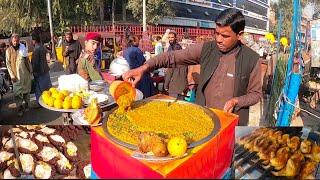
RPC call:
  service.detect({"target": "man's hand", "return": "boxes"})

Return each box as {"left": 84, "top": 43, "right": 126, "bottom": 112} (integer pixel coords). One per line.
{"left": 223, "top": 98, "right": 239, "bottom": 113}
{"left": 63, "top": 46, "right": 69, "bottom": 57}
{"left": 122, "top": 64, "right": 149, "bottom": 87}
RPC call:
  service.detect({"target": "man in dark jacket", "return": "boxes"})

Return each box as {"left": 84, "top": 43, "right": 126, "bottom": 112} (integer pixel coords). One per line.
{"left": 31, "top": 34, "right": 52, "bottom": 103}
{"left": 123, "top": 8, "right": 262, "bottom": 126}
{"left": 164, "top": 31, "right": 188, "bottom": 98}
{"left": 63, "top": 32, "right": 82, "bottom": 74}
{"left": 0, "top": 43, "right": 6, "bottom": 67}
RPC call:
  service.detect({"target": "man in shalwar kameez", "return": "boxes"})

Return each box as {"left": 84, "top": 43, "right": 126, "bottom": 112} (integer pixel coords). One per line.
{"left": 6, "top": 34, "right": 33, "bottom": 116}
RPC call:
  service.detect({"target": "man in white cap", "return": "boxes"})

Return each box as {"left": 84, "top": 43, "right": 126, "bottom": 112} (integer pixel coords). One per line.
{"left": 6, "top": 34, "right": 33, "bottom": 116}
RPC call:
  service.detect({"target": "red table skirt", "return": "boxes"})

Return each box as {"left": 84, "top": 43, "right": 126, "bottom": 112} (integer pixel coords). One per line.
{"left": 91, "top": 109, "right": 238, "bottom": 178}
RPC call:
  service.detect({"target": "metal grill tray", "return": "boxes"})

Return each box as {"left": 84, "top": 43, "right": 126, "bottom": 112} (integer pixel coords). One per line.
{"left": 232, "top": 128, "right": 319, "bottom": 179}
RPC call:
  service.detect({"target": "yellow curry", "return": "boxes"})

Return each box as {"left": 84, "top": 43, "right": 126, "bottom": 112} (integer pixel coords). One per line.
{"left": 107, "top": 101, "right": 214, "bottom": 145}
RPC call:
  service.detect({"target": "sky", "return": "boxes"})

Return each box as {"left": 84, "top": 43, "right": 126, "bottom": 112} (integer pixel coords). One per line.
{"left": 303, "top": 3, "right": 315, "bottom": 19}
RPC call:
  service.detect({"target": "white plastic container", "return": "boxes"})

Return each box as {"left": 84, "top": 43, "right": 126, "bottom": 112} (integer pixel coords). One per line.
{"left": 109, "top": 57, "right": 130, "bottom": 76}
{"left": 58, "top": 74, "right": 88, "bottom": 92}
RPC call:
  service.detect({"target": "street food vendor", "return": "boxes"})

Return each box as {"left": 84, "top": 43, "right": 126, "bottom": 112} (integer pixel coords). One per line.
{"left": 77, "top": 32, "right": 103, "bottom": 82}
{"left": 123, "top": 8, "right": 262, "bottom": 126}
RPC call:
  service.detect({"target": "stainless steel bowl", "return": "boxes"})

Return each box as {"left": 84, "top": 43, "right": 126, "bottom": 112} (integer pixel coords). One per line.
{"left": 91, "top": 80, "right": 105, "bottom": 86}
{"left": 102, "top": 99, "right": 221, "bottom": 150}
{"left": 89, "top": 80, "right": 106, "bottom": 92}
{"left": 89, "top": 84, "right": 104, "bottom": 92}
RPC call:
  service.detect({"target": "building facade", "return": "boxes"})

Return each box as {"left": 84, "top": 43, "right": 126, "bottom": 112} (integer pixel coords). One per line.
{"left": 160, "top": 0, "right": 270, "bottom": 36}
{"left": 83, "top": 0, "right": 270, "bottom": 39}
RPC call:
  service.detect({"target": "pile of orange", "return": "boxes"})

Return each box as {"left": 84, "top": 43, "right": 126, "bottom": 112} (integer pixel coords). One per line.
{"left": 41, "top": 87, "right": 83, "bottom": 109}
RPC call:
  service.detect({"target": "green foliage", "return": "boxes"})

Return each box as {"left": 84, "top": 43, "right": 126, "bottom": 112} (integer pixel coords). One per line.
{"left": 0, "top": 0, "right": 99, "bottom": 35}
{"left": 270, "top": 0, "right": 308, "bottom": 38}
{"left": 0, "top": 0, "right": 174, "bottom": 35}
{"left": 126, "top": 0, "right": 175, "bottom": 24}
{"left": 0, "top": 0, "right": 47, "bottom": 34}
{"left": 51, "top": 0, "right": 98, "bottom": 34}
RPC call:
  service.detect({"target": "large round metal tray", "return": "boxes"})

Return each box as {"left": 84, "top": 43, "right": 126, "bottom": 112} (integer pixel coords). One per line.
{"left": 102, "top": 98, "right": 221, "bottom": 150}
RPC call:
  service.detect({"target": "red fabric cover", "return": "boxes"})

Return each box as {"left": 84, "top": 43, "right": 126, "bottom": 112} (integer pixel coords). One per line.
{"left": 91, "top": 95, "right": 238, "bottom": 178}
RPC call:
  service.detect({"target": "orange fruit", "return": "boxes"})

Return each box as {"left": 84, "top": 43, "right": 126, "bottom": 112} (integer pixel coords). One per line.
{"left": 167, "top": 137, "right": 187, "bottom": 157}
{"left": 72, "top": 97, "right": 82, "bottom": 109}
{"left": 72, "top": 95, "right": 81, "bottom": 101}
{"left": 62, "top": 100, "right": 72, "bottom": 109}
{"left": 64, "top": 96, "right": 72, "bottom": 102}
{"left": 54, "top": 99, "right": 63, "bottom": 109}
{"left": 47, "top": 97, "right": 55, "bottom": 107}
{"left": 49, "top": 87, "right": 58, "bottom": 94}
{"left": 51, "top": 91, "right": 59, "bottom": 99}
{"left": 55, "top": 93, "right": 65, "bottom": 101}
{"left": 42, "top": 90, "right": 51, "bottom": 97}
{"left": 42, "top": 93, "right": 51, "bottom": 104}
{"left": 61, "top": 90, "right": 70, "bottom": 97}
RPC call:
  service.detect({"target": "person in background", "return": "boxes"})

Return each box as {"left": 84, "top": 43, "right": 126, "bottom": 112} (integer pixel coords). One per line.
{"left": 6, "top": 34, "right": 33, "bottom": 116}
{"left": 164, "top": 31, "right": 188, "bottom": 98}
{"left": 0, "top": 42, "right": 9, "bottom": 93}
{"left": 123, "top": 35, "right": 156, "bottom": 98}
{"left": 162, "top": 29, "right": 171, "bottom": 52}
{"left": 0, "top": 43, "right": 6, "bottom": 67}
{"left": 154, "top": 36, "right": 165, "bottom": 77}
{"left": 154, "top": 36, "right": 163, "bottom": 56}
{"left": 77, "top": 32, "right": 103, "bottom": 82}
{"left": 123, "top": 8, "right": 262, "bottom": 126}
{"left": 139, "top": 31, "right": 153, "bottom": 54}
{"left": 95, "top": 43, "right": 102, "bottom": 70}
{"left": 31, "top": 33, "right": 52, "bottom": 104}
{"left": 0, "top": 43, "right": 12, "bottom": 89}
{"left": 63, "top": 32, "right": 82, "bottom": 74}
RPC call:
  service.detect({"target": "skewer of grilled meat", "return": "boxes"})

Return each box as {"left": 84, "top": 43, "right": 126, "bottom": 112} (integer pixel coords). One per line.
{"left": 251, "top": 127, "right": 270, "bottom": 135}
{"left": 287, "top": 136, "right": 300, "bottom": 152}
{"left": 299, "top": 161, "right": 317, "bottom": 179}
{"left": 238, "top": 134, "right": 259, "bottom": 146}
{"left": 270, "top": 130, "right": 283, "bottom": 143}
{"left": 265, "top": 129, "right": 277, "bottom": 138}
{"left": 300, "top": 140, "right": 312, "bottom": 154}
{"left": 238, "top": 128, "right": 270, "bottom": 146}
{"left": 270, "top": 147, "right": 291, "bottom": 170}
{"left": 272, "top": 151, "right": 305, "bottom": 177}
{"left": 257, "top": 141, "right": 280, "bottom": 165}
{"left": 305, "top": 143, "right": 320, "bottom": 163}
{"left": 278, "top": 134, "right": 290, "bottom": 147}
{"left": 244, "top": 136, "right": 265, "bottom": 152}
{"left": 252, "top": 137, "right": 272, "bottom": 152}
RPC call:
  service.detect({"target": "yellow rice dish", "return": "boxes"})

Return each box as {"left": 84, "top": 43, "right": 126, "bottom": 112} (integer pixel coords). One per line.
{"left": 107, "top": 101, "right": 214, "bottom": 145}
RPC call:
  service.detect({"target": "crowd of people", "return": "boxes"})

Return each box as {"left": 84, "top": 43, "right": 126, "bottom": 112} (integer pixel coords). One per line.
{"left": 123, "top": 8, "right": 262, "bottom": 126}
{"left": 1, "top": 8, "right": 303, "bottom": 124}
{"left": 0, "top": 33, "right": 53, "bottom": 116}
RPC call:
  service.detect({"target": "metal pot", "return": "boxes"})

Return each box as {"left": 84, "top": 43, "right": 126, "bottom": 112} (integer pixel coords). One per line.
{"left": 89, "top": 80, "right": 107, "bottom": 92}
